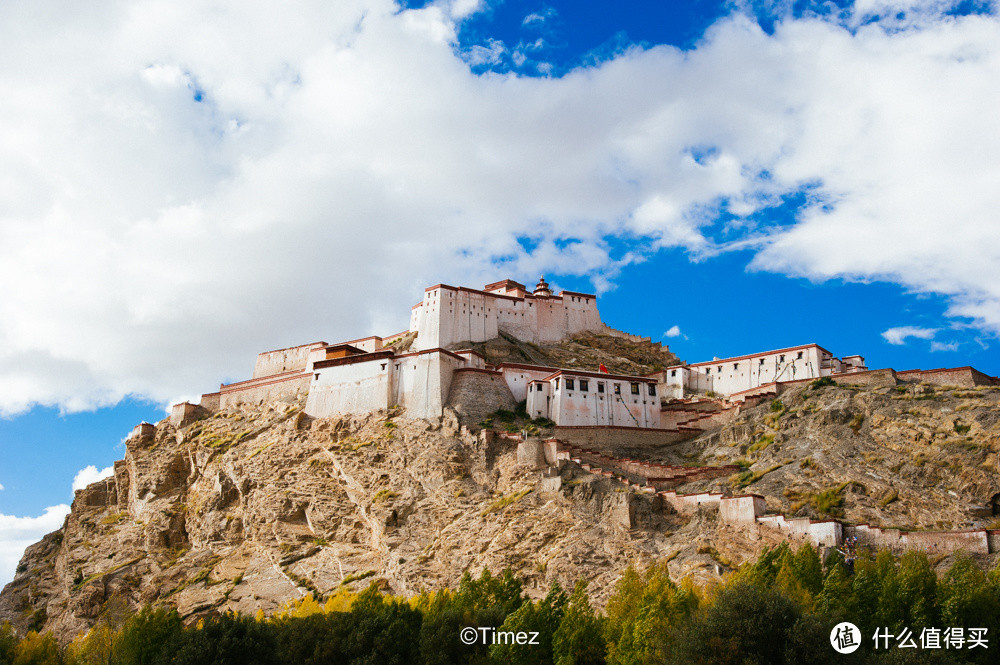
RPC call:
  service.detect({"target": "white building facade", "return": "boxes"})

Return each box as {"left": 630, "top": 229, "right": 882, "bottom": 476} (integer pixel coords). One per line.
{"left": 526, "top": 370, "right": 661, "bottom": 428}
{"left": 409, "top": 278, "right": 607, "bottom": 351}
{"left": 656, "top": 344, "right": 868, "bottom": 399}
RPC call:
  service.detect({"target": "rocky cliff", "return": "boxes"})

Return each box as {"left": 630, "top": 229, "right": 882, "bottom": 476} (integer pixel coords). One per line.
{"left": 3, "top": 376, "right": 999, "bottom": 645}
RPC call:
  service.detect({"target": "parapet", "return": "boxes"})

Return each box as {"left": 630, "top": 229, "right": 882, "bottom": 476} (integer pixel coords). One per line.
{"left": 128, "top": 422, "right": 156, "bottom": 441}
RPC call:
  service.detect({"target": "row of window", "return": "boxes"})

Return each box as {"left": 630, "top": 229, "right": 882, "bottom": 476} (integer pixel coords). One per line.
{"left": 537, "top": 379, "right": 656, "bottom": 396}
{"left": 702, "top": 350, "right": 807, "bottom": 374}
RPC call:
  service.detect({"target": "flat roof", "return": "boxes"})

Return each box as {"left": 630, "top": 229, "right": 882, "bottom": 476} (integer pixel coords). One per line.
{"left": 687, "top": 343, "right": 834, "bottom": 368}
{"left": 531, "top": 368, "right": 657, "bottom": 383}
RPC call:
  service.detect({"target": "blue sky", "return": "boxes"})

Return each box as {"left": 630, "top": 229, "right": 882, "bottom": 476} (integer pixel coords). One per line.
{"left": 2, "top": 0, "right": 999, "bottom": 584}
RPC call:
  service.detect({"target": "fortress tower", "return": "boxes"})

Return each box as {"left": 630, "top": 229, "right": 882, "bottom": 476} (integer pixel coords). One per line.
{"left": 408, "top": 277, "right": 608, "bottom": 351}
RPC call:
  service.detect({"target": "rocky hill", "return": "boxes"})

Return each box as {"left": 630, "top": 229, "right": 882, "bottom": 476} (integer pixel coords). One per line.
{"left": 671, "top": 380, "right": 1000, "bottom": 530}
{"left": 453, "top": 330, "right": 681, "bottom": 375}
{"left": 3, "top": 349, "right": 999, "bottom": 645}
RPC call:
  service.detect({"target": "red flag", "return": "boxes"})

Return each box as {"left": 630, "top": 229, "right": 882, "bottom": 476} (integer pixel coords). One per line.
{"left": 598, "top": 363, "right": 608, "bottom": 373}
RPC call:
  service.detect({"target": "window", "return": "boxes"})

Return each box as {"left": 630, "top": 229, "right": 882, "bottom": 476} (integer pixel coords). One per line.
{"left": 759, "top": 358, "right": 765, "bottom": 365}
{"left": 566, "top": 379, "right": 575, "bottom": 391}
{"left": 597, "top": 382, "right": 605, "bottom": 393}
{"left": 734, "top": 363, "right": 739, "bottom": 370}
{"left": 648, "top": 384, "right": 656, "bottom": 396}
{"left": 614, "top": 384, "right": 621, "bottom": 395}
{"left": 797, "top": 351, "right": 803, "bottom": 359}
{"left": 631, "top": 383, "right": 640, "bottom": 395}
{"left": 536, "top": 383, "right": 543, "bottom": 391}
{"left": 580, "top": 380, "right": 589, "bottom": 392}
{"left": 780, "top": 355, "right": 785, "bottom": 362}
{"left": 554, "top": 379, "right": 559, "bottom": 390}
{"left": 670, "top": 370, "right": 676, "bottom": 377}
{"left": 717, "top": 366, "right": 722, "bottom": 373}
{"left": 706, "top": 368, "right": 711, "bottom": 374}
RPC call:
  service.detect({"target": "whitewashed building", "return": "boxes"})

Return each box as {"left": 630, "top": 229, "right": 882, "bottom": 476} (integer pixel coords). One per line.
{"left": 655, "top": 344, "right": 868, "bottom": 399}
{"left": 526, "top": 370, "right": 661, "bottom": 428}
{"left": 409, "top": 277, "right": 611, "bottom": 351}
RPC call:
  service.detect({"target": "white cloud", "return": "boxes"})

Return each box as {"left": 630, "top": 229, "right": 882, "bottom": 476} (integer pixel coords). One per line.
{"left": 0, "top": 505, "right": 71, "bottom": 588}
{"left": 881, "top": 326, "right": 939, "bottom": 345}
{"left": 72, "top": 465, "right": 115, "bottom": 492}
{"left": 0, "top": 3, "right": 999, "bottom": 416}
{"left": 664, "top": 325, "right": 682, "bottom": 338}
{"left": 0, "top": 483, "right": 4, "bottom": 491}
{"left": 930, "top": 340, "right": 960, "bottom": 352}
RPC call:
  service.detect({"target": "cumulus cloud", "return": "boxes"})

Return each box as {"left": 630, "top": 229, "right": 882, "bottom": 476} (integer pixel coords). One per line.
{"left": 0, "top": 2, "right": 998, "bottom": 415}
{"left": 72, "top": 465, "right": 115, "bottom": 492}
{"left": 664, "top": 325, "right": 682, "bottom": 338}
{"left": 881, "top": 326, "right": 939, "bottom": 345}
{"left": 0, "top": 505, "right": 71, "bottom": 587}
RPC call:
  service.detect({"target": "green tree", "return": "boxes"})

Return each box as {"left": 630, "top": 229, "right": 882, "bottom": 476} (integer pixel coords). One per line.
{"left": 489, "top": 581, "right": 567, "bottom": 665}
{"left": 603, "top": 563, "right": 697, "bottom": 665}
{"left": 1, "top": 622, "right": 18, "bottom": 665}
{"left": 114, "top": 606, "right": 182, "bottom": 665}
{"left": 665, "top": 581, "right": 804, "bottom": 665}
{"left": 159, "top": 613, "right": 277, "bottom": 665}
{"left": 816, "top": 555, "right": 854, "bottom": 623}
{"left": 552, "top": 582, "right": 605, "bottom": 665}
{"left": 418, "top": 568, "right": 525, "bottom": 665}
{"left": 791, "top": 544, "right": 824, "bottom": 598}
{"left": 893, "top": 551, "right": 937, "bottom": 630}
{"left": 939, "top": 555, "right": 1000, "bottom": 631}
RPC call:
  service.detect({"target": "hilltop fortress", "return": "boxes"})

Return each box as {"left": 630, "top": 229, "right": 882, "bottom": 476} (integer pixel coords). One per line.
{"left": 166, "top": 276, "right": 998, "bottom": 435}
{"left": 141, "top": 278, "right": 1000, "bottom": 561}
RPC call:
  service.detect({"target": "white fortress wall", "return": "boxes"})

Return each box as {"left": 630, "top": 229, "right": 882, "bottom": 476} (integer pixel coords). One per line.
{"left": 390, "top": 349, "right": 465, "bottom": 420}
{"left": 676, "top": 343, "right": 865, "bottom": 397}
{"left": 253, "top": 341, "right": 327, "bottom": 379}
{"left": 411, "top": 281, "right": 607, "bottom": 351}
{"left": 499, "top": 364, "right": 561, "bottom": 402}
{"left": 305, "top": 353, "right": 394, "bottom": 418}
{"left": 531, "top": 371, "right": 660, "bottom": 428}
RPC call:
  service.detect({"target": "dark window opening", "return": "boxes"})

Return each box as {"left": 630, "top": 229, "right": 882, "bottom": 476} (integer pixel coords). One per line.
{"left": 580, "top": 380, "right": 589, "bottom": 392}
{"left": 614, "top": 384, "right": 621, "bottom": 395}
{"left": 565, "top": 379, "right": 575, "bottom": 391}
{"left": 631, "top": 383, "right": 640, "bottom": 395}
{"left": 597, "top": 382, "right": 605, "bottom": 393}
{"left": 648, "top": 384, "right": 656, "bottom": 396}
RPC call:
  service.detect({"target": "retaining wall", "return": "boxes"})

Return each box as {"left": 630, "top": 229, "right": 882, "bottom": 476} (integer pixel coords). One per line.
{"left": 896, "top": 366, "right": 999, "bottom": 388}
{"left": 219, "top": 371, "right": 312, "bottom": 408}
{"left": 552, "top": 426, "right": 693, "bottom": 455}
{"left": 446, "top": 368, "right": 517, "bottom": 426}
{"left": 844, "top": 524, "right": 990, "bottom": 555}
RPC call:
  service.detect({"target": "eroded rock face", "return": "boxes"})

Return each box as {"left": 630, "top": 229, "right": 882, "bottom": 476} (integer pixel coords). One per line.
{"left": 6, "top": 382, "right": 998, "bottom": 645}
{"left": 0, "top": 400, "right": 702, "bottom": 644}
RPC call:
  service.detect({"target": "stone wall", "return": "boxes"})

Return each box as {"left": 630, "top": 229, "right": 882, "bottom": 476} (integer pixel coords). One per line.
{"left": 756, "top": 515, "right": 842, "bottom": 547}
{"left": 169, "top": 402, "right": 206, "bottom": 428}
{"left": 897, "top": 366, "right": 999, "bottom": 388}
{"left": 844, "top": 524, "right": 990, "bottom": 555}
{"left": 252, "top": 342, "right": 326, "bottom": 379}
{"left": 719, "top": 494, "right": 766, "bottom": 524}
{"left": 220, "top": 372, "right": 312, "bottom": 409}
{"left": 552, "top": 426, "right": 692, "bottom": 456}
{"left": 825, "top": 368, "right": 898, "bottom": 389}
{"left": 446, "top": 368, "right": 517, "bottom": 426}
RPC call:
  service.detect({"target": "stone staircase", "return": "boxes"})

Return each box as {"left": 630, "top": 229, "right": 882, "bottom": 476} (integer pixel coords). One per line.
{"left": 550, "top": 439, "right": 740, "bottom": 490}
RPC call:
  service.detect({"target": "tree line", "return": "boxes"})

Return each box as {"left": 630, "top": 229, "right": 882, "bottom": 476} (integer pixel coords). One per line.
{"left": 3, "top": 543, "right": 1000, "bottom": 664}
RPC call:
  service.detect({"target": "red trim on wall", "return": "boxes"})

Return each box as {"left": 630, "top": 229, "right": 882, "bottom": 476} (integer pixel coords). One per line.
{"left": 255, "top": 341, "right": 327, "bottom": 356}
{"left": 220, "top": 371, "right": 310, "bottom": 393}
{"left": 313, "top": 351, "right": 395, "bottom": 370}
{"left": 686, "top": 343, "right": 834, "bottom": 368}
